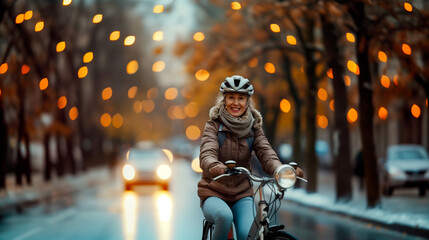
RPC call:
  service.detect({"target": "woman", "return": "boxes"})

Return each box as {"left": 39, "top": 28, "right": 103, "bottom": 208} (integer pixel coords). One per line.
{"left": 197, "top": 75, "right": 303, "bottom": 240}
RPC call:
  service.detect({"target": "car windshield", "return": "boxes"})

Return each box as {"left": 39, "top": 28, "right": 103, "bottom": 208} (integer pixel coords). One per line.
{"left": 390, "top": 149, "right": 428, "bottom": 161}
{"left": 128, "top": 149, "right": 167, "bottom": 163}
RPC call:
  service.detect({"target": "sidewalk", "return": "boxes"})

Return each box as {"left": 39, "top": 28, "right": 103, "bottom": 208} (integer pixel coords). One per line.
{"left": 0, "top": 167, "right": 111, "bottom": 214}
{"left": 285, "top": 169, "right": 429, "bottom": 238}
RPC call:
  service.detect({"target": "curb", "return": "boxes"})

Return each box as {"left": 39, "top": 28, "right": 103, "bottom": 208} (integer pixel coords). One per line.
{"left": 285, "top": 197, "right": 429, "bottom": 239}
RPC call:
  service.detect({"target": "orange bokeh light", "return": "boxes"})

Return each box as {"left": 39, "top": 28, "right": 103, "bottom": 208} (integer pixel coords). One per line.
{"left": 347, "top": 60, "right": 360, "bottom": 75}
{"left": 380, "top": 75, "right": 390, "bottom": 88}
{"left": 329, "top": 100, "right": 335, "bottom": 111}
{"left": 58, "top": 96, "right": 67, "bottom": 109}
{"left": 378, "top": 51, "right": 387, "bottom": 62}
{"left": 317, "top": 88, "right": 328, "bottom": 101}
{"left": 112, "top": 113, "right": 124, "bottom": 128}
{"left": 184, "top": 102, "right": 199, "bottom": 118}
{"left": 152, "top": 61, "right": 165, "bottom": 72}
{"left": 248, "top": 58, "right": 258, "bottom": 68}
{"left": 346, "top": 33, "right": 355, "bottom": 43}
{"left": 153, "top": 5, "right": 164, "bottom": 13}
{"left": 411, "top": 104, "right": 421, "bottom": 118}
{"left": 402, "top": 43, "right": 411, "bottom": 55}
{"left": 126, "top": 60, "right": 139, "bottom": 75}
{"left": 317, "top": 115, "right": 328, "bottom": 129}
{"left": 124, "top": 36, "right": 135, "bottom": 46}
{"left": 195, "top": 69, "right": 209, "bottom": 81}
{"left": 347, "top": 108, "right": 358, "bottom": 123}
{"left": 270, "top": 24, "right": 280, "bottom": 33}
{"left": 128, "top": 86, "right": 138, "bottom": 99}
{"left": 264, "top": 62, "right": 275, "bottom": 74}
{"left": 35, "top": 21, "right": 44, "bottom": 32}
{"left": 102, "top": 87, "right": 112, "bottom": 100}
{"left": 404, "top": 2, "right": 413, "bottom": 12}
{"left": 56, "top": 41, "right": 66, "bottom": 52}
{"left": 344, "top": 75, "right": 351, "bottom": 86}
{"left": 286, "top": 35, "right": 297, "bottom": 45}
{"left": 69, "top": 107, "right": 79, "bottom": 120}
{"left": 39, "top": 78, "right": 49, "bottom": 90}
{"left": 93, "top": 14, "right": 103, "bottom": 23}
{"left": 21, "top": 65, "right": 30, "bottom": 75}
{"left": 186, "top": 125, "right": 201, "bottom": 140}
{"left": 280, "top": 99, "right": 291, "bottom": 113}
{"left": 378, "top": 107, "right": 388, "bottom": 120}
{"left": 78, "top": 66, "right": 88, "bottom": 78}
{"left": 327, "top": 69, "right": 333, "bottom": 79}
{"left": 193, "top": 32, "right": 205, "bottom": 41}
{"left": 83, "top": 52, "right": 93, "bottom": 63}
{"left": 100, "top": 113, "right": 112, "bottom": 127}
{"left": 0, "top": 63, "right": 8, "bottom": 74}
{"left": 15, "top": 14, "right": 24, "bottom": 24}
{"left": 165, "top": 88, "right": 178, "bottom": 100}
{"left": 231, "top": 2, "right": 241, "bottom": 10}
{"left": 110, "top": 31, "right": 120, "bottom": 41}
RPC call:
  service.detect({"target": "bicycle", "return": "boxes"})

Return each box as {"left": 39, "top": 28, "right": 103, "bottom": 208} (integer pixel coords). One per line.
{"left": 201, "top": 160, "right": 307, "bottom": 240}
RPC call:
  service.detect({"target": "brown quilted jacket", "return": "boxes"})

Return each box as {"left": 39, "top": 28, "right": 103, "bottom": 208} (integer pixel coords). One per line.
{"left": 197, "top": 105, "right": 282, "bottom": 205}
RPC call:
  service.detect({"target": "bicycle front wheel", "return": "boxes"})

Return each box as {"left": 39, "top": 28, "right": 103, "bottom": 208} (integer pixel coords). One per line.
{"left": 265, "top": 230, "right": 297, "bottom": 240}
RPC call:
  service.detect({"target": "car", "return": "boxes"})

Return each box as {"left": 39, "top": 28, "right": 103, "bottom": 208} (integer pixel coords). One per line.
{"left": 122, "top": 147, "right": 172, "bottom": 191}
{"left": 381, "top": 144, "right": 429, "bottom": 197}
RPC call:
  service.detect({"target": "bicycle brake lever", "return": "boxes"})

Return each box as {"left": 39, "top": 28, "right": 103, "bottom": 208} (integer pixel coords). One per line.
{"left": 297, "top": 176, "right": 308, "bottom": 182}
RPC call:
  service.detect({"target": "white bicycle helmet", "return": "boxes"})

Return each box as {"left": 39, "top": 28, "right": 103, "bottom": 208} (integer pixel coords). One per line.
{"left": 220, "top": 75, "right": 254, "bottom": 96}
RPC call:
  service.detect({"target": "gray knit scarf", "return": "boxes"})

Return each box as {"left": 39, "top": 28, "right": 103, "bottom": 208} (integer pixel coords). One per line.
{"left": 219, "top": 105, "right": 254, "bottom": 138}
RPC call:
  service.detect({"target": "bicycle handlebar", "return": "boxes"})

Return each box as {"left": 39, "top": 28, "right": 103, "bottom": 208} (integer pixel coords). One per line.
{"left": 212, "top": 166, "right": 272, "bottom": 183}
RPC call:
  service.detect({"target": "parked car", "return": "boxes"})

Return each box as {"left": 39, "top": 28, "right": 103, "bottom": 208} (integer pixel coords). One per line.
{"left": 122, "top": 147, "right": 172, "bottom": 191}
{"left": 381, "top": 144, "right": 429, "bottom": 196}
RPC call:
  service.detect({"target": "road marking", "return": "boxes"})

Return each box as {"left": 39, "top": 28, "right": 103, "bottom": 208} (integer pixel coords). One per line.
{"left": 11, "top": 227, "right": 42, "bottom": 240}
{"left": 46, "top": 208, "right": 76, "bottom": 225}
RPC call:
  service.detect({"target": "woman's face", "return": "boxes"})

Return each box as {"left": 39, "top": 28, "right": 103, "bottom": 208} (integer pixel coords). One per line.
{"left": 224, "top": 93, "right": 249, "bottom": 117}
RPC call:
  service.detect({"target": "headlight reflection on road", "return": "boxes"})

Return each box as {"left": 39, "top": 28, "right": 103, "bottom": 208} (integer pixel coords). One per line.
{"left": 122, "top": 191, "right": 138, "bottom": 240}
{"left": 155, "top": 191, "right": 172, "bottom": 240}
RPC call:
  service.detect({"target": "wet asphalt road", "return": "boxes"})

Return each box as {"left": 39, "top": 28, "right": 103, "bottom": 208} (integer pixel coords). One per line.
{"left": 0, "top": 160, "right": 425, "bottom": 240}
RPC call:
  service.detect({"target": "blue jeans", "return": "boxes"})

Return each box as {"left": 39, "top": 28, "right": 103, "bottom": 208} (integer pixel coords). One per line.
{"left": 202, "top": 196, "right": 255, "bottom": 240}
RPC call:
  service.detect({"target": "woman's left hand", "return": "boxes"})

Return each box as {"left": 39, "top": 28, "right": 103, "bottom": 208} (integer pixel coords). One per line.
{"left": 296, "top": 167, "right": 304, "bottom": 178}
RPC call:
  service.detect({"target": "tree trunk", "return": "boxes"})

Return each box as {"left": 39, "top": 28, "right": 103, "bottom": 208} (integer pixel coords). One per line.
{"left": 43, "top": 132, "right": 52, "bottom": 182}
{"left": 281, "top": 53, "right": 303, "bottom": 165}
{"left": 56, "top": 134, "right": 65, "bottom": 177}
{"left": 23, "top": 130, "right": 31, "bottom": 185}
{"left": 305, "top": 70, "right": 317, "bottom": 193}
{"left": 350, "top": 2, "right": 381, "bottom": 208}
{"left": 0, "top": 95, "right": 7, "bottom": 189}
{"left": 304, "top": 14, "right": 318, "bottom": 193}
{"left": 67, "top": 136, "right": 77, "bottom": 175}
{"left": 15, "top": 76, "right": 25, "bottom": 186}
{"left": 321, "top": 7, "right": 352, "bottom": 202}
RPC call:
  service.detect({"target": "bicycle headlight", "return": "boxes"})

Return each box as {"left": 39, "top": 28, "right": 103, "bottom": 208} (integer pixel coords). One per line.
{"left": 274, "top": 165, "right": 296, "bottom": 189}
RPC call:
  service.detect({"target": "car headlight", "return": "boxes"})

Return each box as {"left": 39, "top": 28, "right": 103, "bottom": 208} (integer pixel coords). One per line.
{"left": 274, "top": 164, "right": 296, "bottom": 189}
{"left": 123, "top": 164, "right": 136, "bottom": 180}
{"left": 157, "top": 164, "right": 172, "bottom": 180}
{"left": 387, "top": 167, "right": 406, "bottom": 179}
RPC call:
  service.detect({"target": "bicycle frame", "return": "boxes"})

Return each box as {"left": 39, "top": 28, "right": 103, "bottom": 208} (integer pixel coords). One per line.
{"left": 207, "top": 165, "right": 301, "bottom": 240}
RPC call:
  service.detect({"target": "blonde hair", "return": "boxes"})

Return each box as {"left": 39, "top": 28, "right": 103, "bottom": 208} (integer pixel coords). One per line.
{"left": 216, "top": 92, "right": 256, "bottom": 109}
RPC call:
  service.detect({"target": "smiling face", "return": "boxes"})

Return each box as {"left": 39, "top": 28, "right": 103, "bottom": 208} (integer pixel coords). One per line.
{"left": 224, "top": 92, "right": 249, "bottom": 117}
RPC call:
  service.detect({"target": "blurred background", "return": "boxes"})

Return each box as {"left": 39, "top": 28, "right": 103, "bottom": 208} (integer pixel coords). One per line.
{"left": 0, "top": 0, "right": 429, "bottom": 240}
